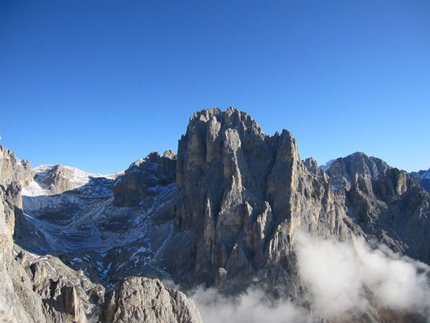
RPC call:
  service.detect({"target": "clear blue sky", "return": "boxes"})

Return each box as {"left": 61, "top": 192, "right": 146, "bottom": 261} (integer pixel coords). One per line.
{"left": 1, "top": 1, "right": 429, "bottom": 174}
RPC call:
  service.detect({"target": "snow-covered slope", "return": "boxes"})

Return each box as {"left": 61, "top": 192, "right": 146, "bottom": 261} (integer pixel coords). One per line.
{"left": 19, "top": 163, "right": 177, "bottom": 287}
{"left": 24, "top": 164, "right": 119, "bottom": 195}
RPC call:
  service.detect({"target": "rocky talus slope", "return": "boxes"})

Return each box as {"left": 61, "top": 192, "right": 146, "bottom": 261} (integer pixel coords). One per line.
{"left": 1, "top": 107, "right": 430, "bottom": 322}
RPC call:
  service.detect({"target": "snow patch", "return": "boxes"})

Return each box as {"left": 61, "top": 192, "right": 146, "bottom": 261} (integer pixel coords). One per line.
{"left": 22, "top": 181, "right": 50, "bottom": 197}
{"left": 320, "top": 159, "right": 335, "bottom": 171}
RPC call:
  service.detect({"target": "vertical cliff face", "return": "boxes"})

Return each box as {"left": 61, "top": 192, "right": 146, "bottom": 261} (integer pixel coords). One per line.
{"left": 0, "top": 146, "right": 43, "bottom": 323}
{"left": 0, "top": 146, "right": 32, "bottom": 253}
{"left": 172, "top": 108, "right": 350, "bottom": 292}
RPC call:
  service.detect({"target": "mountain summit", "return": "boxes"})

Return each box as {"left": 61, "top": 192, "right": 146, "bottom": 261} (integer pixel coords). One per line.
{"left": 1, "top": 108, "right": 430, "bottom": 322}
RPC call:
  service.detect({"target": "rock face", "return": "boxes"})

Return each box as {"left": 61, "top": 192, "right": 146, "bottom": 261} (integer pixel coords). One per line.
{"left": 0, "top": 146, "right": 33, "bottom": 187}
{"left": 326, "top": 153, "right": 430, "bottom": 263}
{"left": 113, "top": 151, "right": 176, "bottom": 207}
{"left": 171, "top": 108, "right": 350, "bottom": 293}
{"left": 0, "top": 146, "right": 32, "bottom": 253}
{"left": 101, "top": 277, "right": 202, "bottom": 323}
{"left": 410, "top": 168, "right": 430, "bottom": 193}
{"left": 0, "top": 146, "right": 41, "bottom": 323}
{"left": 35, "top": 164, "right": 74, "bottom": 194}
{"left": 325, "top": 152, "right": 390, "bottom": 192}
{"left": 15, "top": 250, "right": 105, "bottom": 323}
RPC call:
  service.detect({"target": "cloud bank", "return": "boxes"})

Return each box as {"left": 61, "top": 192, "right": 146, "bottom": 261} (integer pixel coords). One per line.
{"left": 191, "top": 232, "right": 430, "bottom": 322}
{"left": 295, "top": 233, "right": 430, "bottom": 319}
{"left": 192, "top": 287, "right": 313, "bottom": 323}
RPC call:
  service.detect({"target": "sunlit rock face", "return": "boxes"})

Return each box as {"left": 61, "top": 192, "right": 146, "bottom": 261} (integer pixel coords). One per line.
{"left": 171, "top": 108, "right": 351, "bottom": 294}
{"left": 101, "top": 277, "right": 202, "bottom": 323}
{"left": 0, "top": 146, "right": 32, "bottom": 253}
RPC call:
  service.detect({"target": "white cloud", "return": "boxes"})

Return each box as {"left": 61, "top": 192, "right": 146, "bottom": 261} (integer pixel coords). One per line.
{"left": 295, "top": 233, "right": 368, "bottom": 317}
{"left": 192, "top": 287, "right": 314, "bottom": 323}
{"left": 190, "top": 232, "right": 430, "bottom": 322}
{"left": 295, "top": 232, "right": 430, "bottom": 319}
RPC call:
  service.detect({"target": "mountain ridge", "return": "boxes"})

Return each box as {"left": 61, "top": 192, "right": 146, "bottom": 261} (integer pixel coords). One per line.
{"left": 1, "top": 107, "right": 430, "bottom": 322}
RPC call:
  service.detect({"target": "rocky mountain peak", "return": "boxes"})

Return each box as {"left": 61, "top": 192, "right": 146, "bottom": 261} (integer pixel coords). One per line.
{"left": 113, "top": 150, "right": 176, "bottom": 207}
{"left": 171, "top": 108, "right": 345, "bottom": 291}
{"left": 35, "top": 164, "right": 74, "bottom": 194}
{"left": 410, "top": 168, "right": 430, "bottom": 193}
{"left": 325, "top": 152, "right": 390, "bottom": 191}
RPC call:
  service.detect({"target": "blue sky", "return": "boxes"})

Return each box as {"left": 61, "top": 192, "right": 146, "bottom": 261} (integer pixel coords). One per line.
{"left": 1, "top": 1, "right": 429, "bottom": 174}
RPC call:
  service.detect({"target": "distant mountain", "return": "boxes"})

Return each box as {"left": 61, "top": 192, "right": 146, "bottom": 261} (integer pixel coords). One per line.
{"left": 1, "top": 108, "right": 430, "bottom": 322}
{"left": 410, "top": 168, "right": 430, "bottom": 193}
{"left": 322, "top": 157, "right": 430, "bottom": 194}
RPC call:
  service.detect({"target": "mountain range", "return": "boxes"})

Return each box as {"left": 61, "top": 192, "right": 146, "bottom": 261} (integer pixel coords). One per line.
{"left": 1, "top": 107, "right": 430, "bottom": 322}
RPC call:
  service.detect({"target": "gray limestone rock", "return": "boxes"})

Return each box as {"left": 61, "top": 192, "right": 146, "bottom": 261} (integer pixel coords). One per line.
{"left": 35, "top": 164, "right": 74, "bottom": 194}
{"left": 29, "top": 253, "right": 105, "bottom": 323}
{"left": 410, "top": 168, "right": 430, "bottom": 193}
{"left": 170, "top": 108, "right": 430, "bottom": 303}
{"left": 100, "top": 277, "right": 202, "bottom": 323}
{"left": 326, "top": 153, "right": 430, "bottom": 263}
{"left": 113, "top": 151, "right": 176, "bottom": 207}
{"left": 325, "top": 152, "right": 389, "bottom": 192}
{"left": 0, "top": 145, "right": 33, "bottom": 187}
{"left": 171, "top": 107, "right": 352, "bottom": 295}
{"left": 0, "top": 145, "right": 32, "bottom": 253}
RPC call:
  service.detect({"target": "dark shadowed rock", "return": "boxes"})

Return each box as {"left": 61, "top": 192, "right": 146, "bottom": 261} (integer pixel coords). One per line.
{"left": 410, "top": 168, "right": 430, "bottom": 193}
{"left": 113, "top": 151, "right": 176, "bottom": 207}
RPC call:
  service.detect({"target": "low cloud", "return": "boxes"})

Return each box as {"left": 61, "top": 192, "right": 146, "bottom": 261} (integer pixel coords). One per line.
{"left": 192, "top": 287, "right": 313, "bottom": 323}
{"left": 191, "top": 232, "right": 430, "bottom": 322}
{"left": 296, "top": 232, "right": 430, "bottom": 319}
